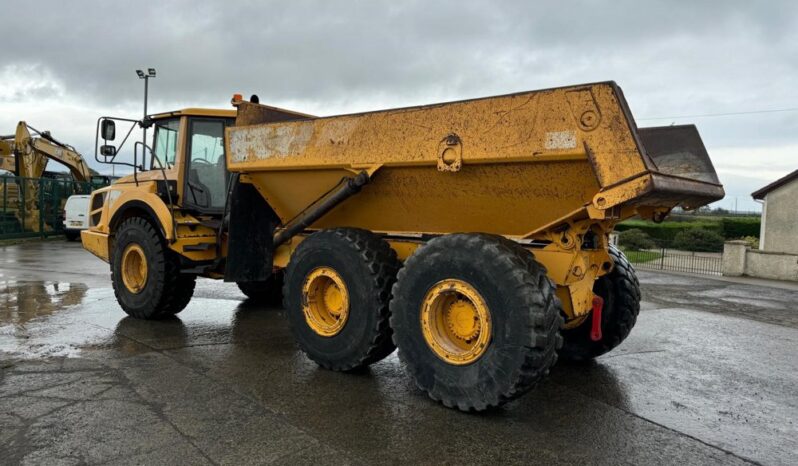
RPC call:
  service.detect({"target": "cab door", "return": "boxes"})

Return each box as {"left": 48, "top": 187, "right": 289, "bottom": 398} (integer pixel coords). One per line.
{"left": 183, "top": 118, "right": 230, "bottom": 214}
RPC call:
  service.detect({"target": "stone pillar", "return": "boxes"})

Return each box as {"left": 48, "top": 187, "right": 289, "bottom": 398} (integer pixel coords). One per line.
{"left": 722, "top": 240, "right": 748, "bottom": 276}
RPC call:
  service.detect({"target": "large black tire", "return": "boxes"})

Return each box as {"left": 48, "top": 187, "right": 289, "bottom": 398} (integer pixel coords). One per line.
{"left": 237, "top": 272, "right": 284, "bottom": 307}
{"left": 390, "top": 234, "right": 562, "bottom": 411}
{"left": 64, "top": 230, "right": 80, "bottom": 241}
{"left": 111, "top": 217, "right": 196, "bottom": 319}
{"left": 283, "top": 228, "right": 400, "bottom": 371}
{"left": 559, "top": 245, "right": 641, "bottom": 362}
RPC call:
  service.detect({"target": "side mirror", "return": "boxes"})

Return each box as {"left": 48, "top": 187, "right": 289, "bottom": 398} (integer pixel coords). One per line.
{"left": 100, "top": 145, "right": 117, "bottom": 161}
{"left": 101, "top": 119, "right": 116, "bottom": 141}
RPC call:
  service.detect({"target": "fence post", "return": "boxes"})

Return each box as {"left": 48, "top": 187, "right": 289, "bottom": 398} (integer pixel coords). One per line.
{"left": 722, "top": 241, "right": 748, "bottom": 276}
{"left": 659, "top": 246, "right": 666, "bottom": 270}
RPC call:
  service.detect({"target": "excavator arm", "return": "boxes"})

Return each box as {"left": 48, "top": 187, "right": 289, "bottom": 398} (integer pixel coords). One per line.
{"left": 2, "top": 121, "right": 92, "bottom": 181}
{"left": 1, "top": 121, "right": 95, "bottom": 234}
{"left": 29, "top": 137, "right": 91, "bottom": 181}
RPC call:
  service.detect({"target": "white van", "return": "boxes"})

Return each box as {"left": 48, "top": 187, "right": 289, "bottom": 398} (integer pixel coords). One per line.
{"left": 63, "top": 195, "right": 90, "bottom": 241}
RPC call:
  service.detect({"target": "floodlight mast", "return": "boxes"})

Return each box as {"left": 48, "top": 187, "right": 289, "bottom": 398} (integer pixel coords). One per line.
{"left": 136, "top": 68, "right": 156, "bottom": 169}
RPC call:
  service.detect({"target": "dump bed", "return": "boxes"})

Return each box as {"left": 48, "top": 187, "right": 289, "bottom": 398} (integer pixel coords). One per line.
{"left": 225, "top": 82, "right": 724, "bottom": 238}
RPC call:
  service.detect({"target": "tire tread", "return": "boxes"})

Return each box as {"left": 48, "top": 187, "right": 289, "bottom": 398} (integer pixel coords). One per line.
{"left": 390, "top": 233, "right": 562, "bottom": 411}
{"left": 283, "top": 228, "right": 399, "bottom": 371}
{"left": 111, "top": 217, "right": 195, "bottom": 319}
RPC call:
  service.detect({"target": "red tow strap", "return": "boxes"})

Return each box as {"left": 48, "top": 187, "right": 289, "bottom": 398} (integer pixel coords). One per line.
{"left": 590, "top": 295, "right": 604, "bottom": 342}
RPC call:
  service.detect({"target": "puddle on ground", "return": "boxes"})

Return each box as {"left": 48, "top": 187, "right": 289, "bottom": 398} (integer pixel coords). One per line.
{"left": 1, "top": 281, "right": 89, "bottom": 325}
{"left": 0, "top": 281, "right": 256, "bottom": 360}
{"left": 0, "top": 281, "right": 108, "bottom": 359}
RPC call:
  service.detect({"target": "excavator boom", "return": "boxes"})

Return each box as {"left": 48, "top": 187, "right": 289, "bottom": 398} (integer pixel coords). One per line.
{"left": 0, "top": 121, "right": 91, "bottom": 181}
{"left": 1, "top": 121, "right": 96, "bottom": 234}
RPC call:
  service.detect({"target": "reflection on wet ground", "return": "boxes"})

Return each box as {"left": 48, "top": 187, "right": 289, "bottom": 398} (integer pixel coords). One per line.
{"left": 1, "top": 281, "right": 88, "bottom": 324}
{"left": 1, "top": 243, "right": 797, "bottom": 465}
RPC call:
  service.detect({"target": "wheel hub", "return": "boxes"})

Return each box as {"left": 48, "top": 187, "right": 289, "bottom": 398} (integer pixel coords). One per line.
{"left": 121, "top": 244, "right": 148, "bottom": 294}
{"left": 302, "top": 267, "right": 349, "bottom": 337}
{"left": 420, "top": 279, "right": 492, "bottom": 365}
{"left": 445, "top": 299, "right": 481, "bottom": 341}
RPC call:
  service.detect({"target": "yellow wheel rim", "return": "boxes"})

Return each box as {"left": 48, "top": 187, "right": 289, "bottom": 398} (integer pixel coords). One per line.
{"left": 302, "top": 267, "right": 350, "bottom": 337}
{"left": 121, "top": 244, "right": 148, "bottom": 294}
{"left": 421, "top": 279, "right": 492, "bottom": 365}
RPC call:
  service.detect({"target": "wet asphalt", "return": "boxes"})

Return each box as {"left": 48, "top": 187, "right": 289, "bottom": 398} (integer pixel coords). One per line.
{"left": 1, "top": 241, "right": 796, "bottom": 465}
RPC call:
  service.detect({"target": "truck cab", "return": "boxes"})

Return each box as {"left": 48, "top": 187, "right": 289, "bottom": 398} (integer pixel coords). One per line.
{"left": 149, "top": 109, "right": 234, "bottom": 214}
{"left": 82, "top": 108, "right": 236, "bottom": 269}
{"left": 83, "top": 100, "right": 319, "bottom": 269}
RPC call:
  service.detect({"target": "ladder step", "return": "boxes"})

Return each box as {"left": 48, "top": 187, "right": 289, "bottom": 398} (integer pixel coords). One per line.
{"left": 183, "top": 243, "right": 214, "bottom": 252}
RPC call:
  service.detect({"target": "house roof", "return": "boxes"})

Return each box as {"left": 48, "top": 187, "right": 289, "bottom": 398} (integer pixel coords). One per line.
{"left": 752, "top": 169, "right": 798, "bottom": 200}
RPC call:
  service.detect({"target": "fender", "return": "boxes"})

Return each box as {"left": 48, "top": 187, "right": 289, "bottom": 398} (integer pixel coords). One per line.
{"left": 108, "top": 189, "right": 175, "bottom": 241}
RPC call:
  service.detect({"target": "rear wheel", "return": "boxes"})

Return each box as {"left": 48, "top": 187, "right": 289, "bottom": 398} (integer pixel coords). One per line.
{"left": 111, "top": 217, "right": 196, "bottom": 319}
{"left": 559, "top": 245, "right": 640, "bottom": 361}
{"left": 283, "top": 228, "right": 400, "bottom": 371}
{"left": 391, "top": 234, "right": 562, "bottom": 411}
{"left": 237, "top": 272, "right": 284, "bottom": 306}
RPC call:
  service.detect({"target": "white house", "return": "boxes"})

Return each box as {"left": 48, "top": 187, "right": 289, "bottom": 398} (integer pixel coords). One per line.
{"left": 723, "top": 169, "right": 798, "bottom": 281}
{"left": 751, "top": 169, "right": 798, "bottom": 254}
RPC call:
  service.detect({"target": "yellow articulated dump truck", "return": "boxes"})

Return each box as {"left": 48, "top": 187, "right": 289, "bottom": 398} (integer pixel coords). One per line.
{"left": 82, "top": 82, "right": 723, "bottom": 411}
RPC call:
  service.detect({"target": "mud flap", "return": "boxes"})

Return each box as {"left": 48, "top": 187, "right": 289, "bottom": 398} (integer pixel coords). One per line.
{"left": 223, "top": 181, "right": 279, "bottom": 283}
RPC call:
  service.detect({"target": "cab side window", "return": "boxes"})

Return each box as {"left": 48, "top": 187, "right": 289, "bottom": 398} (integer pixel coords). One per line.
{"left": 186, "top": 119, "right": 227, "bottom": 210}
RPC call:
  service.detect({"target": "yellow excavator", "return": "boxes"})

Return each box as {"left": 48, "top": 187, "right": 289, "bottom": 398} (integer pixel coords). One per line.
{"left": 0, "top": 121, "right": 93, "bottom": 232}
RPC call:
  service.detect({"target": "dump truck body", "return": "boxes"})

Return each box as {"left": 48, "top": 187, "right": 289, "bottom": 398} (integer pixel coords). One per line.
{"left": 226, "top": 82, "right": 722, "bottom": 238}
{"left": 82, "top": 82, "right": 723, "bottom": 411}
{"left": 222, "top": 82, "right": 722, "bottom": 321}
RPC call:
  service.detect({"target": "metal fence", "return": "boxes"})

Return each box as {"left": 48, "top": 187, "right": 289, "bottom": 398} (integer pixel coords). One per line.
{"left": 623, "top": 246, "right": 723, "bottom": 275}
{"left": 0, "top": 175, "right": 95, "bottom": 240}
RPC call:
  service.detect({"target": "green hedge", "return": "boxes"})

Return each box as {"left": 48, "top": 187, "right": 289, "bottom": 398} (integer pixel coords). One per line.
{"left": 615, "top": 220, "right": 721, "bottom": 245}
{"left": 672, "top": 228, "right": 725, "bottom": 252}
{"left": 615, "top": 216, "right": 760, "bottom": 245}
{"left": 720, "top": 217, "right": 761, "bottom": 238}
{"left": 617, "top": 228, "right": 656, "bottom": 250}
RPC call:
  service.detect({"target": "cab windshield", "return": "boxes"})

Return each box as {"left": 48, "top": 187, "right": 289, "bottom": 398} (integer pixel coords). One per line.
{"left": 151, "top": 118, "right": 179, "bottom": 169}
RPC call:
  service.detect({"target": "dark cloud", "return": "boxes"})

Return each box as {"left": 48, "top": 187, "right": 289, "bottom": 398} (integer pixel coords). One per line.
{"left": 1, "top": 0, "right": 797, "bottom": 209}
{"left": 3, "top": 1, "right": 796, "bottom": 108}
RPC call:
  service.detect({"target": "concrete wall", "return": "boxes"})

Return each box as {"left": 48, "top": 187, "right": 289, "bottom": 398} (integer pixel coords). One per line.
{"left": 761, "top": 179, "right": 798, "bottom": 254}
{"left": 723, "top": 241, "right": 798, "bottom": 281}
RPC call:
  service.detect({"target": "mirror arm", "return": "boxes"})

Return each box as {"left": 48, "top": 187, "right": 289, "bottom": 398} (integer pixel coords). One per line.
{"left": 93, "top": 116, "right": 141, "bottom": 173}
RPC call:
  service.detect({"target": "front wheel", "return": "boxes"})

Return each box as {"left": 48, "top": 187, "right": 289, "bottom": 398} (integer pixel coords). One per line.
{"left": 111, "top": 217, "right": 196, "bottom": 319}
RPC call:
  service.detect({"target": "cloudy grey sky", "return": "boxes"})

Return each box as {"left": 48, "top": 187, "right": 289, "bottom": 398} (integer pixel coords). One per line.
{"left": 2, "top": 0, "right": 797, "bottom": 210}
